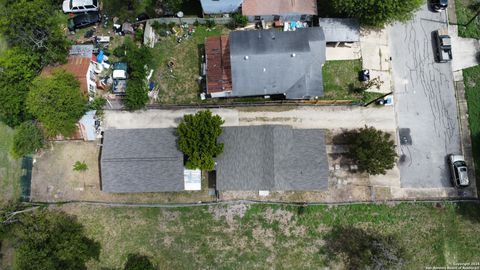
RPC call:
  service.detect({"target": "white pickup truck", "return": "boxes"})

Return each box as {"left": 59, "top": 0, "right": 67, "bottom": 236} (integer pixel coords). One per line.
{"left": 112, "top": 62, "right": 128, "bottom": 95}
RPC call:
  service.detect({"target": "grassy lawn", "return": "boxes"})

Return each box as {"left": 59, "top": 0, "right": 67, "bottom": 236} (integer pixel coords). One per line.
{"left": 58, "top": 202, "right": 480, "bottom": 269}
{"left": 455, "top": 0, "right": 480, "bottom": 39}
{"left": 463, "top": 65, "right": 480, "bottom": 188}
{"left": 322, "top": 60, "right": 383, "bottom": 103}
{"left": 0, "top": 123, "right": 21, "bottom": 204}
{"left": 152, "top": 25, "right": 229, "bottom": 104}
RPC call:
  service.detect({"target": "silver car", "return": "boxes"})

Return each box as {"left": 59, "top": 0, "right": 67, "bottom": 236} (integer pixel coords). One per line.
{"left": 449, "top": 154, "right": 469, "bottom": 188}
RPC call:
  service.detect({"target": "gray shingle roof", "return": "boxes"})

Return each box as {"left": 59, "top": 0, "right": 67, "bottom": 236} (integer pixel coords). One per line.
{"left": 100, "top": 129, "right": 184, "bottom": 193}
{"left": 319, "top": 18, "right": 360, "bottom": 43}
{"left": 216, "top": 126, "right": 329, "bottom": 191}
{"left": 229, "top": 27, "right": 326, "bottom": 99}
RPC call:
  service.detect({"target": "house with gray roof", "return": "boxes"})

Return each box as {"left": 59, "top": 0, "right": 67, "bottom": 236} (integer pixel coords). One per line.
{"left": 100, "top": 129, "right": 200, "bottom": 193}
{"left": 215, "top": 126, "right": 329, "bottom": 191}
{"left": 205, "top": 27, "right": 326, "bottom": 99}
{"left": 100, "top": 126, "right": 329, "bottom": 193}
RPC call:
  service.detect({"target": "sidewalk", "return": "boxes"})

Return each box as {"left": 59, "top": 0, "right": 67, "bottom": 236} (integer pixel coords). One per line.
{"left": 450, "top": 25, "right": 480, "bottom": 71}
{"left": 359, "top": 28, "right": 392, "bottom": 94}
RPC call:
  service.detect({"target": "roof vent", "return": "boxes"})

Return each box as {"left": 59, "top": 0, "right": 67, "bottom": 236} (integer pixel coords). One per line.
{"left": 291, "top": 53, "right": 296, "bottom": 57}
{"left": 244, "top": 55, "right": 249, "bottom": 60}
{"left": 263, "top": 68, "right": 266, "bottom": 72}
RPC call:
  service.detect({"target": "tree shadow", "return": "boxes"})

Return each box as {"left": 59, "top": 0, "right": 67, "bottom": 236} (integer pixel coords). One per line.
{"left": 455, "top": 202, "right": 480, "bottom": 224}
{"left": 321, "top": 226, "right": 406, "bottom": 270}
{"left": 124, "top": 253, "right": 155, "bottom": 270}
{"left": 331, "top": 129, "right": 358, "bottom": 145}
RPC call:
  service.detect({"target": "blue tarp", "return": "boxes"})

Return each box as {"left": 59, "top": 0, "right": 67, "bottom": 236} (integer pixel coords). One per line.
{"left": 97, "top": 50, "right": 105, "bottom": 62}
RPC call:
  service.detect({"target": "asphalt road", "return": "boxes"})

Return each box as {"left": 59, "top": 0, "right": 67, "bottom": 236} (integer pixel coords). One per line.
{"left": 390, "top": 5, "right": 461, "bottom": 188}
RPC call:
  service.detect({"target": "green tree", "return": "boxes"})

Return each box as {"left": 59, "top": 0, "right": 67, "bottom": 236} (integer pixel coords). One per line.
{"left": 26, "top": 70, "right": 87, "bottom": 137}
{"left": 124, "top": 79, "right": 149, "bottom": 111}
{"left": 123, "top": 39, "right": 153, "bottom": 111}
{"left": 331, "top": 0, "right": 423, "bottom": 27}
{"left": 177, "top": 110, "right": 224, "bottom": 171}
{"left": 322, "top": 226, "right": 406, "bottom": 269}
{"left": 124, "top": 254, "right": 155, "bottom": 270}
{"left": 348, "top": 126, "right": 397, "bottom": 175}
{"left": 0, "top": 0, "right": 70, "bottom": 66}
{"left": 0, "top": 47, "right": 40, "bottom": 126}
{"left": 11, "top": 121, "right": 44, "bottom": 158}
{"left": 12, "top": 209, "right": 100, "bottom": 270}
{"left": 164, "top": 0, "right": 185, "bottom": 12}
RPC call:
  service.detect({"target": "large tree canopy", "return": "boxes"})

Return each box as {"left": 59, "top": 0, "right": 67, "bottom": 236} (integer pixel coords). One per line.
{"left": 348, "top": 126, "right": 397, "bottom": 175}
{"left": 177, "top": 110, "right": 224, "bottom": 171}
{"left": 332, "top": 0, "right": 423, "bottom": 27}
{"left": 11, "top": 209, "right": 100, "bottom": 270}
{"left": 0, "top": 47, "right": 40, "bottom": 126}
{"left": 0, "top": 0, "right": 69, "bottom": 66}
{"left": 27, "top": 70, "right": 87, "bottom": 136}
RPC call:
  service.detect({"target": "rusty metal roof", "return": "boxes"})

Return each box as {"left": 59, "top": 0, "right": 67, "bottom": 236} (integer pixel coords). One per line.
{"left": 205, "top": 35, "right": 232, "bottom": 93}
{"left": 242, "top": 0, "right": 318, "bottom": 16}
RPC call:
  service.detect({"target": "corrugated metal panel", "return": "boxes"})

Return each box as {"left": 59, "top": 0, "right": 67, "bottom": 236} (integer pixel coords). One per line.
{"left": 205, "top": 35, "right": 233, "bottom": 94}
{"left": 242, "top": 0, "right": 317, "bottom": 16}
{"left": 200, "top": 0, "right": 243, "bottom": 14}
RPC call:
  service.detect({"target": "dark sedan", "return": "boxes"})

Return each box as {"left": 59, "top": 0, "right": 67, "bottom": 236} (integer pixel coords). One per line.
{"left": 431, "top": 0, "right": 448, "bottom": 11}
{"left": 68, "top": 11, "right": 101, "bottom": 32}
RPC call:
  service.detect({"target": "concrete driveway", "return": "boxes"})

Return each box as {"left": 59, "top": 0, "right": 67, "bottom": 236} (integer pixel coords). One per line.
{"left": 390, "top": 5, "right": 461, "bottom": 188}
{"left": 103, "top": 106, "right": 397, "bottom": 132}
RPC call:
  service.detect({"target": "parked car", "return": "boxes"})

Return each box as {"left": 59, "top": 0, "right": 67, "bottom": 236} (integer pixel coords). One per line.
{"left": 433, "top": 29, "right": 452, "bottom": 63}
{"left": 62, "top": 0, "right": 99, "bottom": 13}
{"left": 448, "top": 154, "right": 469, "bottom": 188}
{"left": 431, "top": 0, "right": 448, "bottom": 11}
{"left": 68, "top": 11, "right": 101, "bottom": 32}
{"left": 112, "top": 62, "right": 128, "bottom": 95}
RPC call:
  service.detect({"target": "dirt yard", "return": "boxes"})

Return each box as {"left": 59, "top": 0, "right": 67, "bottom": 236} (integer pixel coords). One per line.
{"left": 30, "top": 141, "right": 214, "bottom": 203}
{"left": 30, "top": 129, "right": 412, "bottom": 204}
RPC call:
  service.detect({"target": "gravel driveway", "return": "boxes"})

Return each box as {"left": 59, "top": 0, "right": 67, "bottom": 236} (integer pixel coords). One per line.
{"left": 390, "top": 5, "right": 461, "bottom": 188}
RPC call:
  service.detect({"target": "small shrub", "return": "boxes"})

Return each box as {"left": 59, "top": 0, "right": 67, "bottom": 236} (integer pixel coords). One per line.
{"left": 168, "top": 22, "right": 176, "bottom": 29}
{"left": 89, "top": 97, "right": 107, "bottom": 111}
{"left": 134, "top": 28, "right": 144, "bottom": 42}
{"left": 73, "top": 161, "right": 88, "bottom": 172}
{"left": 193, "top": 20, "right": 200, "bottom": 27}
{"left": 113, "top": 45, "right": 126, "bottom": 58}
{"left": 232, "top": 13, "right": 248, "bottom": 28}
{"left": 205, "top": 19, "right": 216, "bottom": 28}
{"left": 11, "top": 121, "right": 44, "bottom": 158}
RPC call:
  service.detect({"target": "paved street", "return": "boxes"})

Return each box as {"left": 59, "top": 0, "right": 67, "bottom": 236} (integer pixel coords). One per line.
{"left": 390, "top": 5, "right": 461, "bottom": 188}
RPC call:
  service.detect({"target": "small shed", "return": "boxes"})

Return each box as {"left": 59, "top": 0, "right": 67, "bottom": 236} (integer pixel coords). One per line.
{"left": 319, "top": 18, "right": 360, "bottom": 47}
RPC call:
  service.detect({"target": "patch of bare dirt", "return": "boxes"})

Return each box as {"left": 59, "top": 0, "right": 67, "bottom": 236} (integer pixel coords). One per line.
{"left": 252, "top": 226, "right": 275, "bottom": 249}
{"left": 264, "top": 208, "right": 293, "bottom": 225}
{"left": 208, "top": 204, "right": 248, "bottom": 228}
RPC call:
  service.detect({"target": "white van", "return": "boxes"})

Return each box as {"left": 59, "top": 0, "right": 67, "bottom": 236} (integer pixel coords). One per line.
{"left": 62, "top": 0, "right": 99, "bottom": 13}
